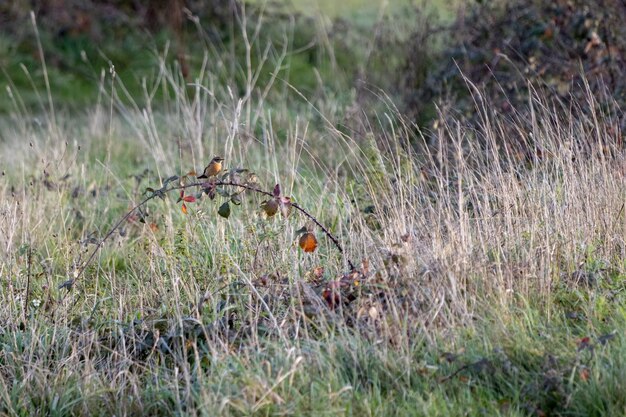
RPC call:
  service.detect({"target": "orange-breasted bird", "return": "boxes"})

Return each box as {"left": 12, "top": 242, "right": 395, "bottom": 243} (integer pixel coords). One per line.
{"left": 198, "top": 156, "right": 224, "bottom": 179}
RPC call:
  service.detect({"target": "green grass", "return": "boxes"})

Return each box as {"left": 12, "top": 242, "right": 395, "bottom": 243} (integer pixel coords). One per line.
{"left": 2, "top": 294, "right": 626, "bottom": 415}
{"left": 248, "top": 0, "right": 458, "bottom": 20}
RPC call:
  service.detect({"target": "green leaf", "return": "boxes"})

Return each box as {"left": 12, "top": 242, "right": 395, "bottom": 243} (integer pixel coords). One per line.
{"left": 218, "top": 202, "right": 231, "bottom": 218}
{"left": 230, "top": 194, "right": 242, "bottom": 205}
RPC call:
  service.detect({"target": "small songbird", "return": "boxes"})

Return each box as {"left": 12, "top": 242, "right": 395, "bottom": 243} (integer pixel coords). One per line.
{"left": 198, "top": 156, "right": 224, "bottom": 179}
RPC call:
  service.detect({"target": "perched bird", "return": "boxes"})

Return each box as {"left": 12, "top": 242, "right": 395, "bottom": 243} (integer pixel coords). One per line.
{"left": 198, "top": 156, "right": 224, "bottom": 179}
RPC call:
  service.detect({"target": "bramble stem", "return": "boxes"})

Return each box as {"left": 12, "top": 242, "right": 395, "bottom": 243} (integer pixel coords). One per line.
{"left": 61, "top": 194, "right": 154, "bottom": 291}
{"left": 199, "top": 181, "right": 354, "bottom": 270}
{"left": 62, "top": 179, "right": 355, "bottom": 292}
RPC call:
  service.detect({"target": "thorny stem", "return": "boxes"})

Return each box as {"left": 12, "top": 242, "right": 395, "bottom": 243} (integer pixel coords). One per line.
{"left": 60, "top": 194, "right": 154, "bottom": 292}
{"left": 291, "top": 201, "right": 355, "bottom": 270}
{"left": 214, "top": 181, "right": 355, "bottom": 270}
{"left": 61, "top": 179, "right": 355, "bottom": 293}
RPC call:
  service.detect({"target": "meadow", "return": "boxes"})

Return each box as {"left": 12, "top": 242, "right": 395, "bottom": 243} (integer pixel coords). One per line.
{"left": 0, "top": 1, "right": 625, "bottom": 416}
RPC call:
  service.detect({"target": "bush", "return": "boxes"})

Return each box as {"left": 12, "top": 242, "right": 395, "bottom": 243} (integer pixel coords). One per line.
{"left": 403, "top": 0, "right": 626, "bottom": 147}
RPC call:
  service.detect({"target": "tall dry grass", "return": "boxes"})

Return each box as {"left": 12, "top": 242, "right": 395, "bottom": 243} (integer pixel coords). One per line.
{"left": 0, "top": 9, "right": 625, "bottom": 416}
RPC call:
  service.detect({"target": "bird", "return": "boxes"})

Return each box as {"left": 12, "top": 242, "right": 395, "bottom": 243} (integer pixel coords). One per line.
{"left": 198, "top": 156, "right": 224, "bottom": 179}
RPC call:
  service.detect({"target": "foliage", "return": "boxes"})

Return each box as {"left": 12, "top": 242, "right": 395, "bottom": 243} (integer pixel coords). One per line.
{"left": 404, "top": 0, "right": 626, "bottom": 144}
{"left": 0, "top": 0, "right": 371, "bottom": 112}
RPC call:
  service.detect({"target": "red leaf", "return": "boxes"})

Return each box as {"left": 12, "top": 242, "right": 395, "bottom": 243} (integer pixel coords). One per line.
{"left": 322, "top": 288, "right": 341, "bottom": 309}
{"left": 577, "top": 336, "right": 592, "bottom": 352}
{"left": 183, "top": 195, "right": 196, "bottom": 203}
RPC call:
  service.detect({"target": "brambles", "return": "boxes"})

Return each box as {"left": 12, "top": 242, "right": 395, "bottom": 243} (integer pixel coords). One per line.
{"left": 50, "top": 157, "right": 390, "bottom": 334}
{"left": 403, "top": 0, "right": 626, "bottom": 149}
{"left": 270, "top": 183, "right": 293, "bottom": 219}
{"left": 62, "top": 159, "right": 355, "bottom": 298}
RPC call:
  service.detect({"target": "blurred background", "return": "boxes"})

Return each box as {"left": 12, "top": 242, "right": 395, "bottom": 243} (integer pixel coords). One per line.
{"left": 2, "top": 0, "right": 622, "bottom": 133}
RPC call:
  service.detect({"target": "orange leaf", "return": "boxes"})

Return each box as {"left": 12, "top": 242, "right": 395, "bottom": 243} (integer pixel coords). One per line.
{"left": 181, "top": 203, "right": 188, "bottom": 214}
{"left": 299, "top": 232, "right": 318, "bottom": 253}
